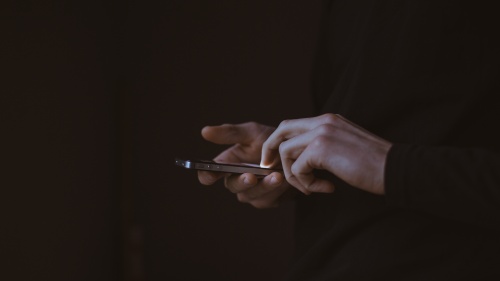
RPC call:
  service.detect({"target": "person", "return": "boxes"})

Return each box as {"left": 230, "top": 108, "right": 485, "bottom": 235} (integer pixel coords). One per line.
{"left": 198, "top": 1, "right": 500, "bottom": 280}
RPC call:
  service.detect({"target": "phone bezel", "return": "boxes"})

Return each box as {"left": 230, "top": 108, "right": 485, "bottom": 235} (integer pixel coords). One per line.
{"left": 175, "top": 158, "right": 281, "bottom": 176}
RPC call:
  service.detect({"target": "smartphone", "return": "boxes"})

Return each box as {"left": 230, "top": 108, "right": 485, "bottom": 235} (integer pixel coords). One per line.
{"left": 175, "top": 158, "right": 282, "bottom": 176}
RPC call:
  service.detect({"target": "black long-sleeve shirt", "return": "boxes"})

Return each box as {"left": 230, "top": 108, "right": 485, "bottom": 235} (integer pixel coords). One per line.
{"left": 288, "top": 1, "right": 500, "bottom": 280}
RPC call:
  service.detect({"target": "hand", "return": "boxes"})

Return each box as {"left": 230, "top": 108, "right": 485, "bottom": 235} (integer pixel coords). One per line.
{"left": 198, "top": 122, "right": 293, "bottom": 208}
{"left": 260, "top": 114, "right": 392, "bottom": 195}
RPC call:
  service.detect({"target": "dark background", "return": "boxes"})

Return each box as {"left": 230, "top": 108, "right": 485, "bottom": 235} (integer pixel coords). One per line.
{"left": 1, "top": 1, "right": 321, "bottom": 280}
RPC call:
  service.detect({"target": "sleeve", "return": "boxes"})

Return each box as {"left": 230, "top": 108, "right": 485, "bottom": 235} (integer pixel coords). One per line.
{"left": 385, "top": 143, "right": 500, "bottom": 229}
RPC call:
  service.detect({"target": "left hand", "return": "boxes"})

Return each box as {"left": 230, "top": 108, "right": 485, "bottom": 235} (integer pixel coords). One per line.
{"left": 197, "top": 122, "right": 294, "bottom": 209}
{"left": 260, "top": 113, "right": 392, "bottom": 195}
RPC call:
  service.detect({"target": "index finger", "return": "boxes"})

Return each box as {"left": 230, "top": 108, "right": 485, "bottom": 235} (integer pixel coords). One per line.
{"left": 198, "top": 170, "right": 229, "bottom": 185}
{"left": 260, "top": 114, "right": 344, "bottom": 167}
{"left": 201, "top": 122, "right": 261, "bottom": 145}
{"left": 260, "top": 119, "right": 315, "bottom": 167}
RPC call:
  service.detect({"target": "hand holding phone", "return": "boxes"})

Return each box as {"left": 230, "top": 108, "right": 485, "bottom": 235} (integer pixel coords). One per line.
{"left": 190, "top": 122, "right": 294, "bottom": 209}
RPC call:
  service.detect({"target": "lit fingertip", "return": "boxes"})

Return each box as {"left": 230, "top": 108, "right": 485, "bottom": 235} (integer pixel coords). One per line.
{"left": 259, "top": 160, "right": 272, "bottom": 168}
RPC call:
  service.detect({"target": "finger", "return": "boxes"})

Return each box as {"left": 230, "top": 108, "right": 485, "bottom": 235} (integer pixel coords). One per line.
{"left": 224, "top": 173, "right": 258, "bottom": 193}
{"left": 198, "top": 149, "right": 248, "bottom": 185}
{"left": 237, "top": 172, "right": 284, "bottom": 197}
{"left": 279, "top": 149, "right": 310, "bottom": 195}
{"left": 263, "top": 171, "right": 286, "bottom": 187}
{"left": 238, "top": 184, "right": 289, "bottom": 209}
{"left": 198, "top": 170, "right": 228, "bottom": 185}
{"left": 236, "top": 172, "right": 289, "bottom": 207}
{"left": 201, "top": 122, "right": 262, "bottom": 146}
{"left": 277, "top": 129, "right": 331, "bottom": 194}
{"left": 261, "top": 115, "right": 339, "bottom": 167}
{"left": 212, "top": 147, "right": 248, "bottom": 164}
{"left": 277, "top": 127, "right": 329, "bottom": 160}
{"left": 276, "top": 127, "right": 337, "bottom": 193}
{"left": 260, "top": 119, "right": 307, "bottom": 167}
{"left": 291, "top": 147, "right": 335, "bottom": 193}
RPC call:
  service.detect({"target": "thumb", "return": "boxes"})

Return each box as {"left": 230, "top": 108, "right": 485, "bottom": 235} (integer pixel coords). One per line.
{"left": 201, "top": 123, "right": 257, "bottom": 145}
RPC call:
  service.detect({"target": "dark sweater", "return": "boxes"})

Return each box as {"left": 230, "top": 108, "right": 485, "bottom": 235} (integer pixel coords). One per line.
{"left": 287, "top": 1, "right": 500, "bottom": 280}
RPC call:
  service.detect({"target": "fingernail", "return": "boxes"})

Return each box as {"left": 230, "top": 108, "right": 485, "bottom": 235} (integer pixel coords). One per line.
{"left": 270, "top": 176, "right": 278, "bottom": 185}
{"left": 243, "top": 176, "right": 251, "bottom": 185}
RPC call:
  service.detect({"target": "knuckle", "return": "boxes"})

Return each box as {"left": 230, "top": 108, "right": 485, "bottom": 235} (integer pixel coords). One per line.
{"left": 290, "top": 164, "right": 301, "bottom": 176}
{"left": 312, "top": 135, "right": 330, "bottom": 148}
{"left": 278, "top": 142, "right": 287, "bottom": 155}
{"left": 222, "top": 123, "right": 236, "bottom": 133}
{"left": 224, "top": 125, "right": 239, "bottom": 138}
{"left": 320, "top": 113, "right": 338, "bottom": 124}
{"left": 279, "top": 119, "right": 290, "bottom": 128}
{"left": 245, "top": 121, "right": 259, "bottom": 131}
{"left": 317, "top": 124, "right": 335, "bottom": 135}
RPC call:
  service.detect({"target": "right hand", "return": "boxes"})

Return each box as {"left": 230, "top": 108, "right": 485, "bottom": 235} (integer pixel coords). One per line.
{"left": 198, "top": 122, "right": 293, "bottom": 209}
